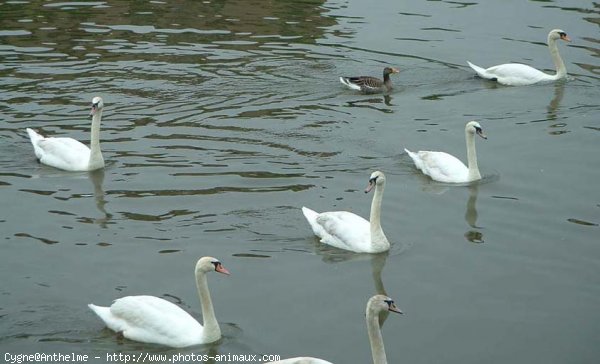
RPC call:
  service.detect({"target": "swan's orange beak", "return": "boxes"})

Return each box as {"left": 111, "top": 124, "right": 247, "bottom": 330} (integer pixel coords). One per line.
{"left": 561, "top": 34, "right": 571, "bottom": 42}
{"left": 365, "top": 180, "right": 375, "bottom": 193}
{"left": 216, "top": 264, "right": 230, "bottom": 275}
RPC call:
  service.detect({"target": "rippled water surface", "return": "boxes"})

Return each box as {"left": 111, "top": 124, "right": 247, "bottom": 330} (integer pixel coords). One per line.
{"left": 1, "top": 1, "right": 599, "bottom": 363}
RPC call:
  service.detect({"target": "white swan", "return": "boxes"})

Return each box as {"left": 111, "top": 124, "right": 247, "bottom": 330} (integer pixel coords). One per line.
{"left": 302, "top": 171, "right": 390, "bottom": 254}
{"left": 405, "top": 121, "right": 487, "bottom": 183}
{"left": 26, "top": 96, "right": 105, "bottom": 171}
{"left": 266, "top": 295, "right": 402, "bottom": 364}
{"left": 88, "top": 256, "right": 229, "bottom": 348}
{"left": 467, "top": 29, "right": 570, "bottom": 86}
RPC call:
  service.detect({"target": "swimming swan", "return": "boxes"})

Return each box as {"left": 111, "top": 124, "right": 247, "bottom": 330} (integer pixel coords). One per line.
{"left": 27, "top": 96, "right": 105, "bottom": 171}
{"left": 467, "top": 29, "right": 570, "bottom": 86}
{"left": 88, "top": 256, "right": 229, "bottom": 347}
{"left": 302, "top": 171, "right": 390, "bottom": 253}
{"left": 405, "top": 121, "right": 487, "bottom": 183}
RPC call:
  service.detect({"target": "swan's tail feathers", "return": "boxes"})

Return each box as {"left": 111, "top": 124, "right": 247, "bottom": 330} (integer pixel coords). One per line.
{"left": 339, "top": 77, "right": 362, "bottom": 91}
{"left": 404, "top": 148, "right": 424, "bottom": 171}
{"left": 26, "top": 128, "right": 45, "bottom": 160}
{"left": 88, "top": 303, "right": 121, "bottom": 331}
{"left": 466, "top": 61, "right": 488, "bottom": 78}
{"left": 88, "top": 303, "right": 107, "bottom": 316}
{"left": 301, "top": 206, "right": 324, "bottom": 237}
{"left": 404, "top": 148, "right": 418, "bottom": 161}
{"left": 301, "top": 206, "right": 319, "bottom": 222}
{"left": 26, "top": 128, "right": 44, "bottom": 144}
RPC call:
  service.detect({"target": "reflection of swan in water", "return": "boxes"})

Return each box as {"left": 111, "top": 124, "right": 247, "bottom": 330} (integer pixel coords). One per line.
{"left": 370, "top": 252, "right": 391, "bottom": 327}
{"left": 88, "top": 169, "right": 111, "bottom": 228}
{"left": 464, "top": 185, "right": 484, "bottom": 243}
{"left": 546, "top": 81, "right": 566, "bottom": 121}
{"left": 311, "top": 247, "right": 393, "bottom": 326}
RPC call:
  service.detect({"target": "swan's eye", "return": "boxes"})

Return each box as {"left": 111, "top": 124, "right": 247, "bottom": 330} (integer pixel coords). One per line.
{"left": 384, "top": 299, "right": 394, "bottom": 307}
{"left": 559, "top": 32, "right": 567, "bottom": 37}
{"left": 369, "top": 177, "right": 378, "bottom": 183}
{"left": 211, "top": 261, "right": 220, "bottom": 270}
{"left": 474, "top": 126, "right": 482, "bottom": 133}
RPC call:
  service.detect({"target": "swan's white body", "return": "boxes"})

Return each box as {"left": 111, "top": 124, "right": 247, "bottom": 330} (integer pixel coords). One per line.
{"left": 467, "top": 29, "right": 570, "bottom": 86}
{"left": 88, "top": 256, "right": 229, "bottom": 348}
{"left": 27, "top": 96, "right": 105, "bottom": 171}
{"left": 266, "top": 295, "right": 402, "bottom": 364}
{"left": 302, "top": 171, "right": 390, "bottom": 253}
{"left": 405, "top": 121, "right": 486, "bottom": 183}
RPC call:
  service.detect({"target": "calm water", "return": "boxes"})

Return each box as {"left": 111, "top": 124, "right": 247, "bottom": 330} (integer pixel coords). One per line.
{"left": 1, "top": 0, "right": 599, "bottom": 363}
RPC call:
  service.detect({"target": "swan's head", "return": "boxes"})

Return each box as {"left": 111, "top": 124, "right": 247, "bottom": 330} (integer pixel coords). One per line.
{"left": 465, "top": 121, "right": 487, "bottom": 140}
{"left": 196, "top": 256, "right": 230, "bottom": 275}
{"left": 549, "top": 29, "right": 571, "bottom": 43}
{"left": 365, "top": 171, "right": 386, "bottom": 193}
{"left": 89, "top": 96, "right": 104, "bottom": 117}
{"left": 383, "top": 67, "right": 400, "bottom": 75}
{"left": 367, "top": 294, "right": 403, "bottom": 315}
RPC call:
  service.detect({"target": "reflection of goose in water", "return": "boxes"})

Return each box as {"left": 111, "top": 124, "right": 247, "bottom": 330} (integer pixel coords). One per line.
{"left": 266, "top": 295, "right": 402, "bottom": 364}
{"left": 464, "top": 185, "right": 484, "bottom": 243}
{"left": 346, "top": 95, "right": 393, "bottom": 112}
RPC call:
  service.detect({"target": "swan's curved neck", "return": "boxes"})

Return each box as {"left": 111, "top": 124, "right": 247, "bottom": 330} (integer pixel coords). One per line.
{"left": 366, "top": 305, "right": 388, "bottom": 364}
{"left": 195, "top": 270, "right": 221, "bottom": 341}
{"left": 369, "top": 182, "right": 389, "bottom": 250}
{"left": 465, "top": 130, "right": 481, "bottom": 181}
{"left": 88, "top": 110, "right": 104, "bottom": 170}
{"left": 548, "top": 36, "right": 566, "bottom": 79}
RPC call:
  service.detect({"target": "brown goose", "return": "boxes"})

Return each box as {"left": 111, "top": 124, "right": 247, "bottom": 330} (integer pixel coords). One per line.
{"left": 340, "top": 67, "right": 400, "bottom": 94}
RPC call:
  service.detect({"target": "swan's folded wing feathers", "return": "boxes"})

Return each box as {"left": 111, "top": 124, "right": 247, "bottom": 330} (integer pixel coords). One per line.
{"left": 36, "top": 137, "right": 91, "bottom": 170}
{"left": 316, "top": 211, "right": 370, "bottom": 250}
{"left": 109, "top": 296, "right": 201, "bottom": 345}
{"left": 481, "top": 64, "right": 549, "bottom": 86}
{"left": 417, "top": 151, "right": 469, "bottom": 183}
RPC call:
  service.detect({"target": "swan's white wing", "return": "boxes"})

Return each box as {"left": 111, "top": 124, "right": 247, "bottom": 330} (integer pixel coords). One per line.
{"left": 314, "top": 211, "right": 371, "bottom": 252}
{"left": 407, "top": 150, "right": 469, "bottom": 183}
{"left": 467, "top": 61, "right": 552, "bottom": 86}
{"left": 34, "top": 136, "right": 91, "bottom": 171}
{"left": 90, "top": 295, "right": 203, "bottom": 348}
